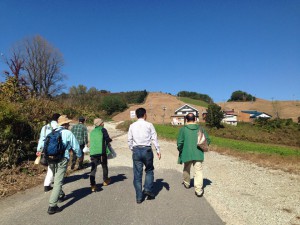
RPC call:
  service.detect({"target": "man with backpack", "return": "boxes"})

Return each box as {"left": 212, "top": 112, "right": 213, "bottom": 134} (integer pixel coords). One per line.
{"left": 37, "top": 115, "right": 82, "bottom": 214}
{"left": 71, "top": 116, "right": 88, "bottom": 170}
{"left": 36, "top": 113, "right": 60, "bottom": 192}
{"left": 177, "top": 113, "right": 210, "bottom": 198}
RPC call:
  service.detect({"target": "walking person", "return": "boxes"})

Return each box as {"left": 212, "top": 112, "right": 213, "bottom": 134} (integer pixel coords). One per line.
{"left": 71, "top": 116, "right": 88, "bottom": 170}
{"left": 89, "top": 118, "right": 112, "bottom": 192}
{"left": 36, "top": 113, "right": 60, "bottom": 192}
{"left": 127, "top": 108, "right": 161, "bottom": 204}
{"left": 37, "top": 115, "right": 82, "bottom": 214}
{"left": 177, "top": 113, "right": 210, "bottom": 197}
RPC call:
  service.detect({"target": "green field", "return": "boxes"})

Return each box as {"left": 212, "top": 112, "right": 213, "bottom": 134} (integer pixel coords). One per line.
{"left": 178, "top": 97, "right": 209, "bottom": 107}
{"left": 154, "top": 124, "right": 300, "bottom": 157}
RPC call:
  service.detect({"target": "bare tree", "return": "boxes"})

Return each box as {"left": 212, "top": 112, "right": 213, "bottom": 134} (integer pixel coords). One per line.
{"left": 3, "top": 46, "right": 24, "bottom": 82}
{"left": 20, "top": 35, "right": 65, "bottom": 97}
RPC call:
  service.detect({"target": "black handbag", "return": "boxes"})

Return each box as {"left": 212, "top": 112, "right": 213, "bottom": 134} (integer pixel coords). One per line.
{"left": 40, "top": 150, "right": 48, "bottom": 166}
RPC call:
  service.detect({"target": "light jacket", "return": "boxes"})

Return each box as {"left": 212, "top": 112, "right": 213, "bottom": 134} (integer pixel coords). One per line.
{"left": 37, "top": 121, "right": 58, "bottom": 151}
{"left": 57, "top": 126, "right": 81, "bottom": 160}
{"left": 177, "top": 124, "right": 204, "bottom": 164}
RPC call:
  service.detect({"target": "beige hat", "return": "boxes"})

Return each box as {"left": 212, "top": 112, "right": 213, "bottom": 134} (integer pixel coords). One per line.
{"left": 58, "top": 115, "right": 72, "bottom": 126}
{"left": 94, "top": 118, "right": 103, "bottom": 126}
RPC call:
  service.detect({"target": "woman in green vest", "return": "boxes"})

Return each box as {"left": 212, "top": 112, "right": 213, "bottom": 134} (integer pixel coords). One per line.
{"left": 89, "top": 118, "right": 112, "bottom": 192}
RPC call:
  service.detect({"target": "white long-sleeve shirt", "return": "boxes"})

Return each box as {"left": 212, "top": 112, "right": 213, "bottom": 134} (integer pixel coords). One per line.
{"left": 37, "top": 121, "right": 58, "bottom": 151}
{"left": 128, "top": 118, "right": 160, "bottom": 153}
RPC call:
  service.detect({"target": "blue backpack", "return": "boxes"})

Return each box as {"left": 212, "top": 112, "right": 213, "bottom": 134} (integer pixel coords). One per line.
{"left": 44, "top": 130, "right": 66, "bottom": 161}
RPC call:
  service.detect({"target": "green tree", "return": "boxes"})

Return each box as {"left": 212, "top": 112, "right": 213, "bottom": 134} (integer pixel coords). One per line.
{"left": 228, "top": 90, "right": 256, "bottom": 102}
{"left": 101, "top": 95, "right": 127, "bottom": 115}
{"left": 205, "top": 104, "right": 224, "bottom": 128}
{"left": 177, "top": 91, "right": 213, "bottom": 103}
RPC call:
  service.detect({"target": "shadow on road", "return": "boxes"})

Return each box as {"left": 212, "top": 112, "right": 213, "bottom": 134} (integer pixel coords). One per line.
{"left": 153, "top": 178, "right": 170, "bottom": 196}
{"left": 61, "top": 186, "right": 97, "bottom": 210}
{"left": 203, "top": 178, "right": 212, "bottom": 189}
{"left": 64, "top": 172, "right": 90, "bottom": 184}
{"left": 188, "top": 178, "right": 212, "bottom": 189}
{"left": 110, "top": 173, "right": 128, "bottom": 185}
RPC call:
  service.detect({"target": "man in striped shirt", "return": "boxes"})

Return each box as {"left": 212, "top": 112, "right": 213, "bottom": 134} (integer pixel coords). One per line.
{"left": 71, "top": 116, "right": 88, "bottom": 170}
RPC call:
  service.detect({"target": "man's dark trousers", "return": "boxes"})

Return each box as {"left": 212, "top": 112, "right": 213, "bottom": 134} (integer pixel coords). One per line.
{"left": 132, "top": 146, "right": 154, "bottom": 201}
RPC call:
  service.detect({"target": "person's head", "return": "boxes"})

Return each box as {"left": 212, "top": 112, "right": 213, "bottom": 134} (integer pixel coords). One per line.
{"left": 185, "top": 113, "right": 196, "bottom": 123}
{"left": 94, "top": 118, "right": 103, "bottom": 127}
{"left": 79, "top": 116, "right": 85, "bottom": 123}
{"left": 136, "top": 108, "right": 147, "bottom": 119}
{"left": 51, "top": 113, "right": 61, "bottom": 122}
{"left": 58, "top": 115, "right": 72, "bottom": 128}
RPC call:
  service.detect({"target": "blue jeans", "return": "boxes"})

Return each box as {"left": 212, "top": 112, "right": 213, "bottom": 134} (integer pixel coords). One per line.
{"left": 132, "top": 146, "right": 154, "bottom": 201}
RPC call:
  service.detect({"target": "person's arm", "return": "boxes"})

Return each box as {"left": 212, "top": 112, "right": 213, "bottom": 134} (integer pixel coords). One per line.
{"left": 68, "top": 132, "right": 82, "bottom": 158}
{"left": 177, "top": 127, "right": 184, "bottom": 152}
{"left": 84, "top": 126, "right": 88, "bottom": 145}
{"left": 127, "top": 126, "right": 133, "bottom": 150}
{"left": 36, "top": 126, "right": 46, "bottom": 155}
{"left": 102, "top": 128, "right": 112, "bottom": 144}
{"left": 150, "top": 124, "right": 161, "bottom": 160}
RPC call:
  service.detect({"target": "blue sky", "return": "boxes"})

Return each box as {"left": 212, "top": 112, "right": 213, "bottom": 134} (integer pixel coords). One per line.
{"left": 0, "top": 0, "right": 299, "bottom": 103}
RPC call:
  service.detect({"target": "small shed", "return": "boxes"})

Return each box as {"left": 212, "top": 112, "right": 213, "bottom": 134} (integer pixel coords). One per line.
{"left": 239, "top": 110, "right": 272, "bottom": 122}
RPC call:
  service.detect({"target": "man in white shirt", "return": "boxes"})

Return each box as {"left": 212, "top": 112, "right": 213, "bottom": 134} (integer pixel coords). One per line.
{"left": 128, "top": 108, "right": 161, "bottom": 204}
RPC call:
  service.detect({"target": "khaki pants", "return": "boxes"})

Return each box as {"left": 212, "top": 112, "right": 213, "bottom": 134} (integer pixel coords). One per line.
{"left": 183, "top": 160, "right": 203, "bottom": 194}
{"left": 48, "top": 158, "right": 68, "bottom": 207}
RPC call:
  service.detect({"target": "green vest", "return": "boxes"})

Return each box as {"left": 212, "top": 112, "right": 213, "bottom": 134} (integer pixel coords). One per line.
{"left": 89, "top": 126, "right": 111, "bottom": 156}
{"left": 90, "top": 126, "right": 104, "bottom": 156}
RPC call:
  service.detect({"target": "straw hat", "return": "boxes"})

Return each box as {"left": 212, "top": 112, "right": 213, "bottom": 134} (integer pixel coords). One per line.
{"left": 94, "top": 118, "right": 103, "bottom": 126}
{"left": 58, "top": 115, "right": 72, "bottom": 126}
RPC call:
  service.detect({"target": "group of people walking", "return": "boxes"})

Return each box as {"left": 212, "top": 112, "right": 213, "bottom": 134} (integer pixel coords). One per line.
{"left": 36, "top": 107, "right": 209, "bottom": 214}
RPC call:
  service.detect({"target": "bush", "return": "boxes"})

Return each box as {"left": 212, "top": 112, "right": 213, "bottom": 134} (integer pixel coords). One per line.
{"left": 101, "top": 95, "right": 127, "bottom": 115}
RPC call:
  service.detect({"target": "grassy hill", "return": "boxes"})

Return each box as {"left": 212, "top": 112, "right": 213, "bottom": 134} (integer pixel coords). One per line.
{"left": 178, "top": 97, "right": 209, "bottom": 108}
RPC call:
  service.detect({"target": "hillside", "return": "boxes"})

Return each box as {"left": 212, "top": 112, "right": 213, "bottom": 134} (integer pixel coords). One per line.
{"left": 113, "top": 93, "right": 300, "bottom": 123}
{"left": 219, "top": 98, "right": 300, "bottom": 122}
{"left": 113, "top": 92, "right": 207, "bottom": 124}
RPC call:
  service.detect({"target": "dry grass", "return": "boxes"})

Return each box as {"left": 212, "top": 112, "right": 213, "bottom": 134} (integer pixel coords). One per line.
{"left": 0, "top": 159, "right": 82, "bottom": 199}
{"left": 0, "top": 162, "right": 46, "bottom": 198}
{"left": 211, "top": 145, "right": 300, "bottom": 175}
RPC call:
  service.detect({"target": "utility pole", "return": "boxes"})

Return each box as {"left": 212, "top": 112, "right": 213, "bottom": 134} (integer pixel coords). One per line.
{"left": 162, "top": 106, "right": 166, "bottom": 125}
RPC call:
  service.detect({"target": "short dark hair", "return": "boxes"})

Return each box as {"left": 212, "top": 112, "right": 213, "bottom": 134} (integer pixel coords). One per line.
{"left": 136, "top": 108, "right": 146, "bottom": 119}
{"left": 51, "top": 113, "right": 61, "bottom": 122}
{"left": 79, "top": 116, "right": 85, "bottom": 123}
{"left": 185, "top": 113, "right": 195, "bottom": 122}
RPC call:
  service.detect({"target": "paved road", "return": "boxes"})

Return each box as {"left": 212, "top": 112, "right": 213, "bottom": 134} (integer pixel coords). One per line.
{"left": 0, "top": 166, "right": 224, "bottom": 225}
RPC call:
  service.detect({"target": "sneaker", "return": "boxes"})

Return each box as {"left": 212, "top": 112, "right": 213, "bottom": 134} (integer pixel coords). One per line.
{"left": 103, "top": 178, "right": 111, "bottom": 186}
{"left": 58, "top": 193, "right": 65, "bottom": 203}
{"left": 143, "top": 190, "right": 155, "bottom": 200}
{"left": 91, "top": 185, "right": 97, "bottom": 192}
{"left": 182, "top": 182, "right": 190, "bottom": 189}
{"left": 47, "top": 206, "right": 62, "bottom": 215}
{"left": 195, "top": 191, "right": 204, "bottom": 198}
{"left": 44, "top": 186, "right": 52, "bottom": 192}
{"left": 77, "top": 165, "right": 84, "bottom": 170}
{"left": 136, "top": 199, "right": 143, "bottom": 204}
